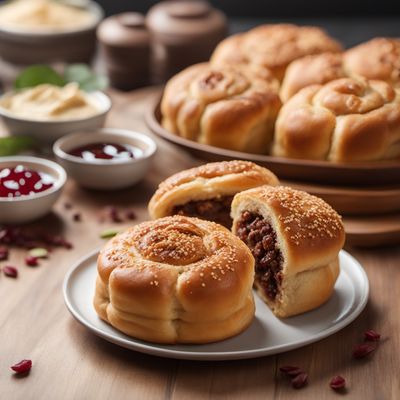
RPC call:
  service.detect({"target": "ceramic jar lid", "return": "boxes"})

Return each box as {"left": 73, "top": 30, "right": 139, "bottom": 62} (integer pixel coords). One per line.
{"left": 146, "top": 0, "right": 227, "bottom": 44}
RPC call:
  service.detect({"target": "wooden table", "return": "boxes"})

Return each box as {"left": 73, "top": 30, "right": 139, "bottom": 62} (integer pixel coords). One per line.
{"left": 1, "top": 87, "right": 399, "bottom": 400}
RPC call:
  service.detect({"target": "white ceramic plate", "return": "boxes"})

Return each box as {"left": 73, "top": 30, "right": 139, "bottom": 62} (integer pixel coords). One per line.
{"left": 63, "top": 250, "right": 369, "bottom": 361}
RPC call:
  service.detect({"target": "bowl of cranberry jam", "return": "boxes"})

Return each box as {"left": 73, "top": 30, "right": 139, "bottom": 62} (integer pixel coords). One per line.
{"left": 0, "top": 156, "right": 66, "bottom": 224}
{"left": 0, "top": 164, "right": 55, "bottom": 198}
{"left": 53, "top": 128, "right": 156, "bottom": 190}
{"left": 67, "top": 142, "right": 142, "bottom": 161}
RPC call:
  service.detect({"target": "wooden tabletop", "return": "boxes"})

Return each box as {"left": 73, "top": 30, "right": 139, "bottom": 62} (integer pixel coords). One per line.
{"left": 1, "top": 87, "right": 399, "bottom": 400}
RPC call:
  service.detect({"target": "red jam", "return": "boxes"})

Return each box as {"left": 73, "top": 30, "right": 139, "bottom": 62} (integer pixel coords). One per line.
{"left": 67, "top": 143, "right": 137, "bottom": 161}
{"left": 0, "top": 165, "right": 54, "bottom": 198}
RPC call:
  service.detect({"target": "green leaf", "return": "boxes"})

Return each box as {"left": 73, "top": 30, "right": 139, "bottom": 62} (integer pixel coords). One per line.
{"left": 64, "top": 64, "right": 108, "bottom": 92}
{"left": 100, "top": 229, "right": 119, "bottom": 239}
{"left": 14, "top": 65, "right": 65, "bottom": 89}
{"left": 0, "top": 136, "right": 36, "bottom": 156}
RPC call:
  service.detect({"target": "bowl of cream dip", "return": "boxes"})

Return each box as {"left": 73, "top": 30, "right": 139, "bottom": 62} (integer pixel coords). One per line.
{"left": 0, "top": 83, "right": 111, "bottom": 143}
{"left": 0, "top": 0, "right": 103, "bottom": 64}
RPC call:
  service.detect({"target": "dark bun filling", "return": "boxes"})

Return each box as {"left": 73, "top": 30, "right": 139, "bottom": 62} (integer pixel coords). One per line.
{"left": 236, "top": 211, "right": 283, "bottom": 300}
{"left": 172, "top": 196, "right": 233, "bottom": 228}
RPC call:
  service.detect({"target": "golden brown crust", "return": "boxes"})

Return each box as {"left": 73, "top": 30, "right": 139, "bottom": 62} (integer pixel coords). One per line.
{"left": 344, "top": 38, "right": 400, "bottom": 86}
{"left": 161, "top": 62, "right": 281, "bottom": 154}
{"left": 148, "top": 160, "right": 279, "bottom": 220}
{"left": 273, "top": 77, "right": 400, "bottom": 161}
{"left": 231, "top": 186, "right": 344, "bottom": 317}
{"left": 94, "top": 216, "right": 255, "bottom": 344}
{"left": 280, "top": 53, "right": 346, "bottom": 101}
{"left": 211, "top": 24, "right": 343, "bottom": 81}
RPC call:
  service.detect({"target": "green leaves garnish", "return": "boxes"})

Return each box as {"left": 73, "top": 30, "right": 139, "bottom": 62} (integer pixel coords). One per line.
{"left": 14, "top": 64, "right": 108, "bottom": 92}
{"left": 0, "top": 136, "right": 36, "bottom": 156}
{"left": 64, "top": 64, "right": 108, "bottom": 92}
{"left": 15, "top": 65, "right": 65, "bottom": 89}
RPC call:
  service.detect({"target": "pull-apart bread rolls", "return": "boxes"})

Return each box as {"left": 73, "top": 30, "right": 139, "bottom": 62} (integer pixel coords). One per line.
{"left": 231, "top": 186, "right": 345, "bottom": 318}
{"left": 161, "top": 62, "right": 281, "bottom": 154}
{"left": 211, "top": 24, "right": 342, "bottom": 81}
{"left": 94, "top": 216, "right": 255, "bottom": 344}
{"left": 281, "top": 38, "right": 400, "bottom": 101}
{"left": 148, "top": 160, "right": 279, "bottom": 227}
{"left": 274, "top": 78, "right": 400, "bottom": 161}
{"left": 344, "top": 38, "right": 400, "bottom": 87}
{"left": 280, "top": 53, "right": 346, "bottom": 101}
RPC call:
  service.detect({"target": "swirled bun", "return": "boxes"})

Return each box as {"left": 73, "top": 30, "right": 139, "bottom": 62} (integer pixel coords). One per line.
{"left": 94, "top": 216, "right": 255, "bottom": 344}
{"left": 273, "top": 78, "right": 400, "bottom": 161}
{"left": 148, "top": 160, "right": 279, "bottom": 227}
{"left": 280, "top": 53, "right": 345, "bottom": 101}
{"left": 161, "top": 62, "right": 281, "bottom": 154}
{"left": 344, "top": 38, "right": 400, "bottom": 87}
{"left": 231, "top": 186, "right": 345, "bottom": 318}
{"left": 211, "top": 24, "right": 342, "bottom": 81}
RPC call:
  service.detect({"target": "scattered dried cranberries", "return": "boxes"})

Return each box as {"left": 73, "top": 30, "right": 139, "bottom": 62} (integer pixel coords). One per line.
{"left": 3, "top": 265, "right": 17, "bottom": 278}
{"left": 352, "top": 342, "right": 377, "bottom": 359}
{"left": 25, "top": 256, "right": 39, "bottom": 267}
{"left": 291, "top": 372, "right": 308, "bottom": 389}
{"left": 0, "top": 245, "right": 9, "bottom": 261}
{"left": 330, "top": 375, "right": 346, "bottom": 390}
{"left": 11, "top": 359, "right": 32, "bottom": 374}
{"left": 364, "top": 329, "right": 381, "bottom": 342}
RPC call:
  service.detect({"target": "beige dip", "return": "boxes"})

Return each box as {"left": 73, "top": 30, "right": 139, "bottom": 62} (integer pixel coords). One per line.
{"left": 0, "top": 83, "right": 100, "bottom": 121}
{"left": 0, "top": 0, "right": 96, "bottom": 32}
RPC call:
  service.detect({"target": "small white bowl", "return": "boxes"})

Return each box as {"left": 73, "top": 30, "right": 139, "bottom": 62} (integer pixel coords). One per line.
{"left": 0, "top": 156, "right": 66, "bottom": 224}
{"left": 53, "top": 128, "right": 157, "bottom": 190}
{"left": 0, "top": 91, "right": 112, "bottom": 143}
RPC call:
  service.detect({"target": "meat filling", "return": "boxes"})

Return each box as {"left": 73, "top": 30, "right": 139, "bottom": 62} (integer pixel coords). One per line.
{"left": 236, "top": 211, "right": 283, "bottom": 301}
{"left": 172, "top": 196, "right": 234, "bottom": 228}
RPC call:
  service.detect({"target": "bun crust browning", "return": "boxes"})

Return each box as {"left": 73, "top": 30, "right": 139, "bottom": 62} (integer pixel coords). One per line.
{"left": 281, "top": 38, "right": 400, "bottom": 101}
{"left": 148, "top": 160, "right": 279, "bottom": 220}
{"left": 211, "top": 24, "right": 342, "bottom": 81}
{"left": 273, "top": 78, "right": 400, "bottom": 161}
{"left": 231, "top": 186, "right": 345, "bottom": 317}
{"left": 344, "top": 38, "right": 400, "bottom": 86}
{"left": 94, "top": 216, "right": 255, "bottom": 344}
{"left": 161, "top": 62, "right": 281, "bottom": 154}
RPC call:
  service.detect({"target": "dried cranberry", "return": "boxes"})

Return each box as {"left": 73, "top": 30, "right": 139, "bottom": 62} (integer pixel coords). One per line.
{"left": 73, "top": 213, "right": 81, "bottom": 222}
{"left": 3, "top": 265, "right": 17, "bottom": 278}
{"left": 364, "top": 329, "right": 381, "bottom": 342}
{"left": 25, "top": 256, "right": 39, "bottom": 267}
{"left": 0, "top": 245, "right": 8, "bottom": 261}
{"left": 330, "top": 375, "right": 346, "bottom": 390}
{"left": 352, "top": 343, "right": 377, "bottom": 359}
{"left": 109, "top": 207, "right": 123, "bottom": 223}
{"left": 291, "top": 372, "right": 308, "bottom": 389}
{"left": 11, "top": 359, "right": 32, "bottom": 374}
{"left": 279, "top": 366, "right": 304, "bottom": 377}
{"left": 125, "top": 210, "right": 136, "bottom": 221}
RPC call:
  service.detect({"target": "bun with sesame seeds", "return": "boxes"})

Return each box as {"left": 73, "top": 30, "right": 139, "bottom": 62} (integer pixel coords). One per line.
{"left": 231, "top": 186, "right": 345, "bottom": 318}
{"left": 148, "top": 160, "right": 279, "bottom": 228}
{"left": 94, "top": 215, "right": 255, "bottom": 344}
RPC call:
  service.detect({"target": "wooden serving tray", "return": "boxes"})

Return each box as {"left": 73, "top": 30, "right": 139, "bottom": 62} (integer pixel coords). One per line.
{"left": 285, "top": 181, "right": 400, "bottom": 216}
{"left": 145, "top": 94, "right": 400, "bottom": 187}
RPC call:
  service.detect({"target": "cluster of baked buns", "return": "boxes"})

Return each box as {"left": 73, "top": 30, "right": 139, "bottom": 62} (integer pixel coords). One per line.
{"left": 94, "top": 161, "right": 345, "bottom": 344}
{"left": 161, "top": 24, "right": 400, "bottom": 162}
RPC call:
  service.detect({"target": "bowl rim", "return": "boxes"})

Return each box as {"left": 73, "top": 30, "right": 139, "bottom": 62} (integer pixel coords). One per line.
{"left": 0, "top": 0, "right": 104, "bottom": 37}
{"left": 0, "top": 90, "right": 112, "bottom": 124}
{"left": 53, "top": 128, "right": 157, "bottom": 166}
{"left": 0, "top": 156, "right": 67, "bottom": 203}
